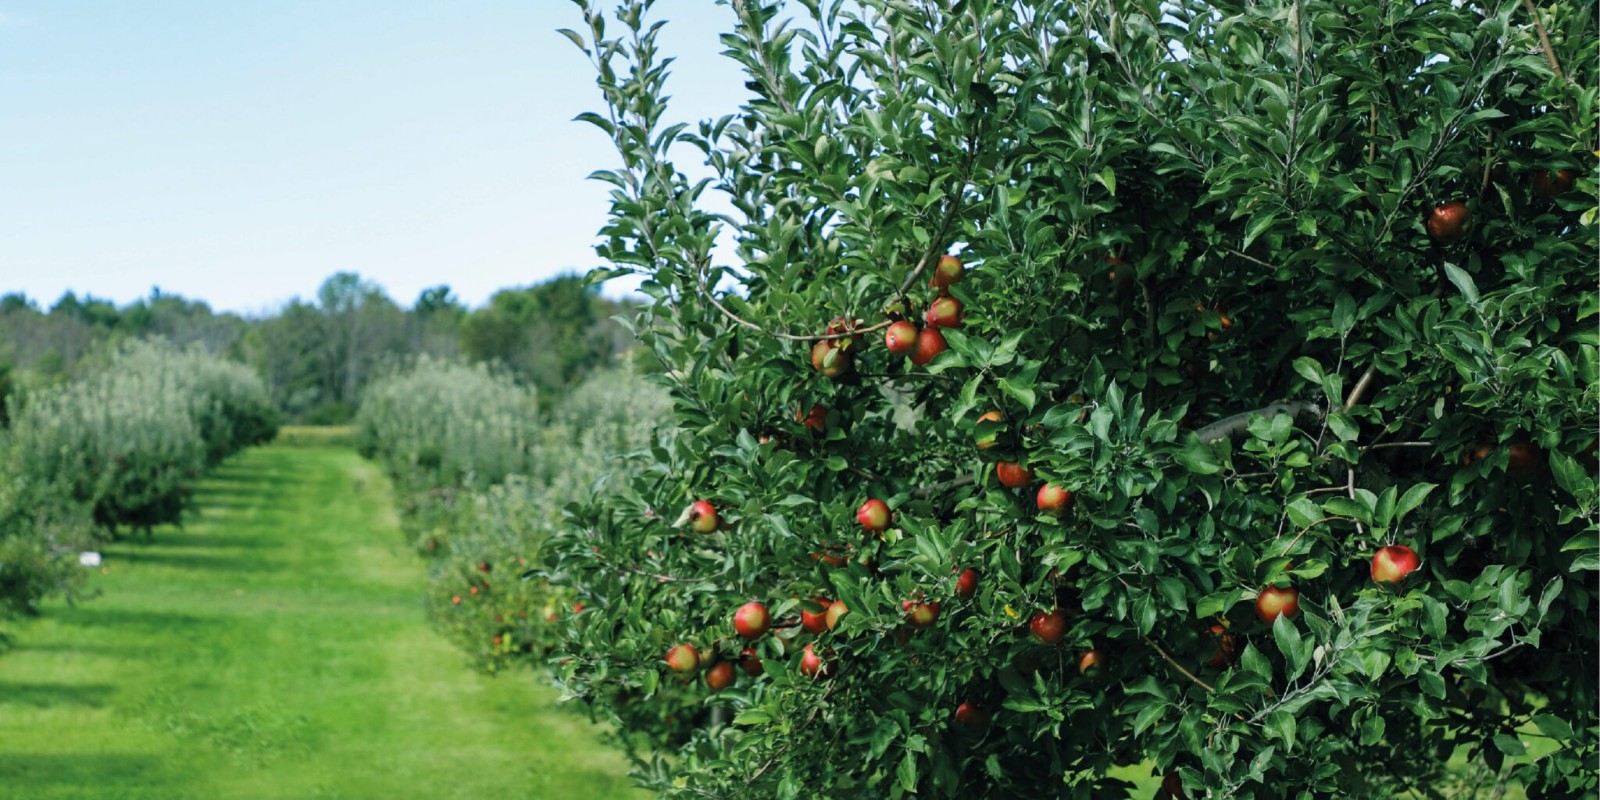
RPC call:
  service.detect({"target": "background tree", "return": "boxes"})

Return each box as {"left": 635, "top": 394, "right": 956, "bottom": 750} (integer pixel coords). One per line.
{"left": 546, "top": 1, "right": 1596, "bottom": 798}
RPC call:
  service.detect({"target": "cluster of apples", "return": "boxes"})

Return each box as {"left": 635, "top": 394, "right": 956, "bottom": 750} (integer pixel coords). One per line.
{"left": 881, "top": 254, "right": 965, "bottom": 366}
{"left": 1425, "top": 167, "right": 1575, "bottom": 243}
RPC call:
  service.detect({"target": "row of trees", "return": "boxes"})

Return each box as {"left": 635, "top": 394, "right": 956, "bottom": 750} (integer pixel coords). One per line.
{"left": 0, "top": 273, "right": 637, "bottom": 424}
{"left": 353, "top": 358, "right": 668, "bottom": 672}
{"left": 0, "top": 340, "right": 278, "bottom": 615}
{"left": 528, "top": 0, "right": 1596, "bottom": 798}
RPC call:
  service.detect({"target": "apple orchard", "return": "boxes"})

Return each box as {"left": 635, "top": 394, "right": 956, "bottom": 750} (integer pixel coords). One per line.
{"left": 538, "top": 1, "right": 1597, "bottom": 798}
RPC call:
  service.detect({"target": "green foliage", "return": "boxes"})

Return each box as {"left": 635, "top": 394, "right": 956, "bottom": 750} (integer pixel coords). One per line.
{"left": 0, "top": 475, "right": 92, "bottom": 617}
{"left": 549, "top": 1, "right": 1597, "bottom": 797}
{"left": 459, "top": 274, "right": 636, "bottom": 394}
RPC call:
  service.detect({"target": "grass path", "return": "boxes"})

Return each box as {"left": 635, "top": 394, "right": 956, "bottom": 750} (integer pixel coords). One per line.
{"left": 0, "top": 443, "right": 643, "bottom": 799}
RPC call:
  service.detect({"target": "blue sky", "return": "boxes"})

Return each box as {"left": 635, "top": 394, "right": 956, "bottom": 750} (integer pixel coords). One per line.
{"left": 0, "top": 1, "right": 745, "bottom": 315}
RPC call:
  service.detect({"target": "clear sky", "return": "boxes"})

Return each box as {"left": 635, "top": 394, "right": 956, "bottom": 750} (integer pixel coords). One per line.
{"left": 0, "top": 1, "right": 747, "bottom": 315}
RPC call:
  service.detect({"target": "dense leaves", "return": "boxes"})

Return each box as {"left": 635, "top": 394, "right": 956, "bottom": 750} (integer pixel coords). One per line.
{"left": 549, "top": 1, "right": 1596, "bottom": 797}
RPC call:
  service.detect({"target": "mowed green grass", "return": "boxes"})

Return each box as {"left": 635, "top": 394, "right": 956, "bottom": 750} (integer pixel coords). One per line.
{"left": 0, "top": 443, "right": 644, "bottom": 800}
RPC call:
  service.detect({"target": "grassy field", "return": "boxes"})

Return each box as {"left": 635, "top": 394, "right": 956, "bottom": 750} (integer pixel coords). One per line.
{"left": 0, "top": 442, "right": 643, "bottom": 800}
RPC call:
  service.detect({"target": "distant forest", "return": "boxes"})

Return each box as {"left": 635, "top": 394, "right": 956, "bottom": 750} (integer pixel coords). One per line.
{"left": 0, "top": 273, "right": 639, "bottom": 424}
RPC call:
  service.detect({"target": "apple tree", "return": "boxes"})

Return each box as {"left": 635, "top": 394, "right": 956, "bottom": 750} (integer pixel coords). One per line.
{"left": 546, "top": 0, "right": 1597, "bottom": 796}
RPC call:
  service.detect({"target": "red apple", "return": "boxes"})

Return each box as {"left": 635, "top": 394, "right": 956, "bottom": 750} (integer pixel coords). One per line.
{"left": 954, "top": 568, "right": 978, "bottom": 599}
{"left": 1533, "top": 168, "right": 1575, "bottom": 199}
{"left": 1255, "top": 585, "right": 1300, "bottom": 624}
{"left": 1162, "top": 771, "right": 1190, "bottom": 800}
{"left": 811, "top": 339, "right": 851, "bottom": 377}
{"left": 1371, "top": 545, "right": 1420, "bottom": 584}
{"left": 1077, "top": 649, "right": 1104, "bottom": 675}
{"left": 825, "top": 601, "right": 849, "bottom": 631}
{"left": 705, "top": 661, "right": 736, "bottom": 691}
{"left": 478, "top": 561, "right": 492, "bottom": 573}
{"left": 1426, "top": 201, "right": 1471, "bottom": 241}
{"left": 931, "top": 254, "right": 965, "bottom": 289}
{"left": 664, "top": 644, "right": 700, "bottom": 674}
{"left": 925, "top": 295, "right": 964, "bottom": 329}
{"left": 734, "top": 601, "right": 770, "bottom": 639}
{"left": 1029, "top": 609, "right": 1067, "bottom": 645}
{"left": 688, "top": 500, "right": 719, "bottom": 534}
{"left": 451, "top": 595, "right": 461, "bottom": 605}
{"left": 902, "top": 600, "right": 941, "bottom": 628}
{"left": 953, "top": 701, "right": 989, "bottom": 730}
{"left": 1037, "top": 484, "right": 1075, "bottom": 514}
{"left": 995, "top": 461, "right": 1033, "bottom": 488}
{"left": 975, "top": 410, "right": 1004, "bottom": 449}
{"left": 885, "top": 320, "right": 919, "bottom": 355}
{"left": 799, "top": 643, "right": 834, "bottom": 679}
{"left": 1462, "top": 442, "right": 1497, "bottom": 465}
{"left": 1204, "top": 624, "right": 1237, "bottom": 668}
{"left": 801, "top": 599, "right": 832, "bottom": 634}
{"left": 739, "top": 646, "right": 764, "bottom": 676}
{"left": 797, "top": 404, "right": 828, "bottom": 432}
{"left": 1506, "top": 441, "right": 1542, "bottom": 477}
{"left": 857, "top": 498, "right": 891, "bottom": 533}
{"left": 910, "top": 327, "right": 948, "bottom": 366}
{"left": 492, "top": 635, "right": 502, "bottom": 646}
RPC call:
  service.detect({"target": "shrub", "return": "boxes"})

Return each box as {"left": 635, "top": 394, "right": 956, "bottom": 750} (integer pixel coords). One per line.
{"left": 546, "top": 2, "right": 1596, "bottom": 798}
{"left": 0, "top": 475, "right": 92, "bottom": 617}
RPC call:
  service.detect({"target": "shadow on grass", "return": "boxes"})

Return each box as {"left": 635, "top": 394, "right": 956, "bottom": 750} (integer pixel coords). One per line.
{"left": 58, "top": 608, "right": 218, "bottom": 635}
{"left": 0, "top": 753, "right": 177, "bottom": 789}
{"left": 106, "top": 551, "right": 275, "bottom": 574}
{"left": 0, "top": 682, "right": 117, "bottom": 708}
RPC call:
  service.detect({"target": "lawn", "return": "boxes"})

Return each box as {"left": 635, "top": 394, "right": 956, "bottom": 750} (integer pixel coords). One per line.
{"left": 0, "top": 443, "right": 643, "bottom": 800}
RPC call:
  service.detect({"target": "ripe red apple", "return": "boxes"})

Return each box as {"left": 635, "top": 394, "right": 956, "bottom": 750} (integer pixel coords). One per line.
{"left": 995, "top": 461, "right": 1033, "bottom": 488}
{"left": 954, "top": 568, "right": 979, "bottom": 599}
{"left": 799, "top": 643, "right": 834, "bottom": 679}
{"left": 1371, "top": 545, "right": 1420, "bottom": 584}
{"left": 910, "top": 327, "right": 947, "bottom": 366}
{"left": 1037, "top": 483, "right": 1075, "bottom": 514}
{"left": 902, "top": 600, "right": 941, "bottom": 628}
{"left": 1077, "top": 649, "right": 1104, "bottom": 676}
{"left": 953, "top": 701, "right": 989, "bottom": 730}
{"left": 664, "top": 644, "right": 700, "bottom": 674}
{"left": 1533, "top": 168, "right": 1575, "bottom": 199}
{"left": 800, "top": 599, "right": 832, "bottom": 634}
{"left": 825, "top": 601, "right": 849, "bottom": 631}
{"left": 1204, "top": 624, "right": 1237, "bottom": 668}
{"left": 478, "top": 561, "right": 492, "bottom": 573}
{"left": 797, "top": 404, "right": 828, "bottom": 433}
{"left": 492, "top": 635, "right": 502, "bottom": 646}
{"left": 1506, "top": 441, "right": 1542, "bottom": 477}
{"left": 739, "top": 646, "right": 764, "bottom": 676}
{"left": 1029, "top": 609, "right": 1067, "bottom": 645}
{"left": 688, "top": 500, "right": 719, "bottom": 534}
{"left": 705, "top": 661, "right": 736, "bottom": 691}
{"left": 451, "top": 595, "right": 461, "bottom": 605}
{"left": 975, "top": 410, "right": 1004, "bottom": 449}
{"left": 925, "top": 295, "right": 964, "bottom": 329}
{"left": 1426, "top": 201, "right": 1471, "bottom": 241}
{"left": 470, "top": 586, "right": 479, "bottom": 595}
{"left": 734, "top": 601, "right": 771, "bottom": 639}
{"left": 857, "top": 498, "right": 891, "bottom": 533}
{"left": 930, "top": 254, "right": 965, "bottom": 289}
{"left": 811, "top": 339, "right": 851, "bottom": 378}
{"left": 1462, "top": 442, "right": 1497, "bottom": 465}
{"left": 884, "top": 320, "right": 919, "bottom": 355}
{"left": 1255, "top": 585, "right": 1300, "bottom": 624}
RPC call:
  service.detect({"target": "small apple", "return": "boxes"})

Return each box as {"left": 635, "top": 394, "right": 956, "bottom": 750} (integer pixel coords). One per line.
{"left": 1037, "top": 484, "right": 1075, "bottom": 514}
{"left": 1029, "top": 609, "right": 1067, "bottom": 645}
{"left": 451, "top": 595, "right": 461, "bottom": 605}
{"left": 1371, "top": 545, "right": 1420, "bottom": 584}
{"left": 857, "top": 498, "right": 891, "bottom": 533}
{"left": 825, "top": 600, "right": 849, "bottom": 631}
{"left": 995, "top": 461, "right": 1033, "bottom": 488}
{"left": 705, "top": 661, "right": 736, "bottom": 691}
{"left": 925, "top": 296, "right": 964, "bottom": 329}
{"left": 799, "top": 643, "right": 834, "bottom": 679}
{"left": 902, "top": 600, "right": 941, "bottom": 628}
{"left": 930, "top": 254, "right": 965, "bottom": 289}
{"left": 470, "top": 586, "right": 479, "bottom": 595}
{"left": 811, "top": 339, "right": 851, "bottom": 378}
{"left": 688, "top": 500, "right": 719, "bottom": 534}
{"left": 664, "top": 644, "right": 700, "bottom": 674}
{"left": 1255, "top": 585, "right": 1300, "bottom": 624}
{"left": 1162, "top": 771, "right": 1190, "bottom": 800}
{"left": 1077, "top": 649, "right": 1104, "bottom": 676}
{"left": 955, "top": 568, "right": 979, "bottom": 599}
{"left": 975, "top": 410, "right": 1004, "bottom": 449}
{"left": 797, "top": 404, "right": 828, "bottom": 433}
{"left": 478, "top": 561, "right": 492, "bottom": 573}
{"left": 739, "top": 646, "right": 764, "bottom": 676}
{"left": 953, "top": 701, "right": 989, "bottom": 731}
{"left": 910, "top": 327, "right": 948, "bottom": 366}
{"left": 573, "top": 602, "right": 585, "bottom": 613}
{"left": 884, "top": 320, "right": 919, "bottom": 355}
{"left": 1506, "top": 441, "right": 1542, "bottom": 477}
{"left": 1462, "top": 442, "right": 1496, "bottom": 465}
{"left": 1204, "top": 623, "right": 1237, "bottom": 668}
{"left": 1533, "top": 168, "right": 1575, "bottom": 199}
{"left": 800, "top": 599, "right": 832, "bottom": 634}
{"left": 1426, "top": 201, "right": 1471, "bottom": 241}
{"left": 492, "top": 635, "right": 502, "bottom": 646}
{"left": 734, "top": 601, "right": 771, "bottom": 639}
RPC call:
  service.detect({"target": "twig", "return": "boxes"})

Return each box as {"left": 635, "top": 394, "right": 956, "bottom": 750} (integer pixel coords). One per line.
{"left": 1195, "top": 401, "right": 1323, "bottom": 443}
{"left": 1341, "top": 365, "right": 1377, "bottom": 413}
{"left": 1519, "top": 0, "right": 1565, "bottom": 79}
{"left": 913, "top": 474, "right": 976, "bottom": 499}
{"left": 1362, "top": 441, "right": 1434, "bottom": 451}
{"left": 1278, "top": 516, "right": 1342, "bottom": 557}
{"left": 1144, "top": 636, "right": 1217, "bottom": 694}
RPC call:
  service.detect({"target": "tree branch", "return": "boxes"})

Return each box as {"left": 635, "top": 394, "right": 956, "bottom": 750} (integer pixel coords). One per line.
{"left": 1519, "top": 0, "right": 1565, "bottom": 79}
{"left": 1196, "top": 401, "right": 1323, "bottom": 443}
{"left": 1144, "top": 636, "right": 1217, "bottom": 694}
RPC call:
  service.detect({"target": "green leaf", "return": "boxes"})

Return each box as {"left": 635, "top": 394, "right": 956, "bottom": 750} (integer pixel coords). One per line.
{"left": 1268, "top": 709, "right": 1297, "bottom": 752}
{"left": 1176, "top": 441, "right": 1223, "bottom": 475}
{"left": 733, "top": 709, "right": 774, "bottom": 725}
{"left": 1274, "top": 613, "right": 1309, "bottom": 681}
{"left": 997, "top": 375, "right": 1038, "bottom": 411}
{"left": 1395, "top": 483, "right": 1436, "bottom": 520}
{"left": 1326, "top": 412, "right": 1359, "bottom": 442}
{"left": 1442, "top": 262, "right": 1479, "bottom": 303}
{"left": 1241, "top": 643, "right": 1272, "bottom": 679}
{"left": 898, "top": 750, "right": 918, "bottom": 793}
{"left": 1492, "top": 733, "right": 1527, "bottom": 756}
